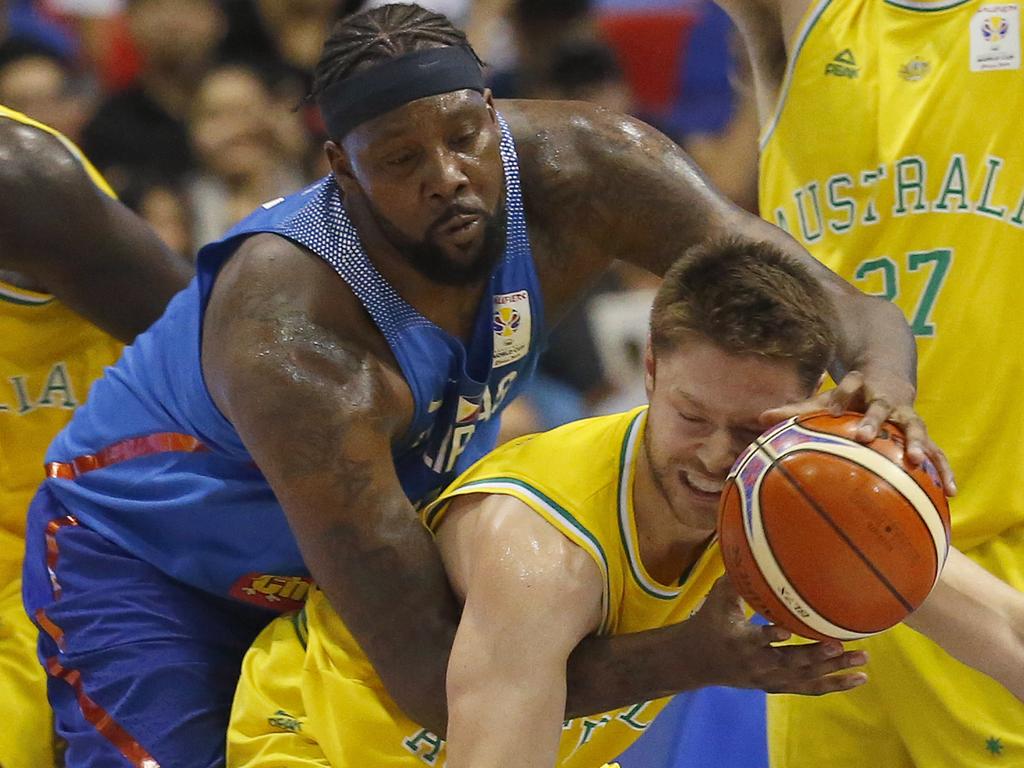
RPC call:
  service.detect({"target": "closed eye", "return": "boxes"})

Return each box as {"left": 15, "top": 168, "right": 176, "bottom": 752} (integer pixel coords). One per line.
{"left": 451, "top": 130, "right": 478, "bottom": 150}
{"left": 385, "top": 151, "right": 417, "bottom": 167}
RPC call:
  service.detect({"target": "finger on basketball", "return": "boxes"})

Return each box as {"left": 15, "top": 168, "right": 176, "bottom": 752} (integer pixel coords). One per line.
{"left": 855, "top": 398, "right": 892, "bottom": 441}
{"left": 830, "top": 370, "right": 866, "bottom": 411}
{"left": 927, "top": 443, "right": 957, "bottom": 496}
{"left": 885, "top": 409, "right": 957, "bottom": 495}
{"left": 894, "top": 414, "right": 929, "bottom": 464}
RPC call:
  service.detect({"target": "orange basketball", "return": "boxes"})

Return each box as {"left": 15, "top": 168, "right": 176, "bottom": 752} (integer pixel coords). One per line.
{"left": 717, "top": 412, "right": 950, "bottom": 641}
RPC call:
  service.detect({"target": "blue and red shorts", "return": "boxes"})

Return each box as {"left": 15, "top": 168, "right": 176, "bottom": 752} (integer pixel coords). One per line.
{"left": 22, "top": 483, "right": 276, "bottom": 768}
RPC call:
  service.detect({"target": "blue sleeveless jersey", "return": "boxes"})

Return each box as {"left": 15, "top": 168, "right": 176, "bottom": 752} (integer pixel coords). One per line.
{"left": 43, "top": 116, "right": 544, "bottom": 607}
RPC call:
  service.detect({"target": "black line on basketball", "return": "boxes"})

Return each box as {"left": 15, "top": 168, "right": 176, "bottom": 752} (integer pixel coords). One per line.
{"left": 742, "top": 438, "right": 861, "bottom": 636}
{"left": 751, "top": 438, "right": 916, "bottom": 614}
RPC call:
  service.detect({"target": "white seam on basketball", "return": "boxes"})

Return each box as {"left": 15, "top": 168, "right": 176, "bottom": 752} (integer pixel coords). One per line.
{"left": 737, "top": 423, "right": 947, "bottom": 639}
{"left": 742, "top": 439, "right": 875, "bottom": 640}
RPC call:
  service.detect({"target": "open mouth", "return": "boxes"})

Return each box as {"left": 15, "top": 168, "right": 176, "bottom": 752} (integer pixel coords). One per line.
{"left": 679, "top": 470, "right": 724, "bottom": 501}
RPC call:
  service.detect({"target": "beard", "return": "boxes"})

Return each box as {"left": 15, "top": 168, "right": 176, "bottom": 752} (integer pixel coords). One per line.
{"left": 643, "top": 431, "right": 676, "bottom": 511}
{"left": 364, "top": 194, "right": 508, "bottom": 286}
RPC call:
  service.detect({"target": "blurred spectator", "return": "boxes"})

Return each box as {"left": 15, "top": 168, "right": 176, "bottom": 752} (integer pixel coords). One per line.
{"left": 535, "top": 38, "right": 631, "bottom": 113}
{"left": 119, "top": 173, "right": 194, "bottom": 260}
{"left": 671, "top": 2, "right": 758, "bottom": 211}
{"left": 186, "top": 63, "right": 307, "bottom": 246}
{"left": 79, "top": 0, "right": 225, "bottom": 190}
{"left": 0, "top": 38, "right": 92, "bottom": 139}
{"left": 218, "top": 0, "right": 339, "bottom": 88}
{"left": 4, "top": 0, "right": 79, "bottom": 60}
{"left": 487, "top": 0, "right": 596, "bottom": 97}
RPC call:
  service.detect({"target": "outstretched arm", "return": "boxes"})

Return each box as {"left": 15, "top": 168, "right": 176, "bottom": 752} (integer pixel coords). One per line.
{"left": 0, "top": 119, "right": 192, "bottom": 341}
{"left": 515, "top": 101, "right": 950, "bottom": 491}
{"left": 442, "top": 494, "right": 604, "bottom": 768}
{"left": 565, "top": 574, "right": 867, "bottom": 716}
{"left": 905, "top": 547, "right": 1024, "bottom": 702}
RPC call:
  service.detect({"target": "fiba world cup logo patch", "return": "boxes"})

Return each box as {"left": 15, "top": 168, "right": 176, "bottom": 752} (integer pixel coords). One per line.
{"left": 493, "top": 306, "right": 520, "bottom": 337}
{"left": 983, "top": 15, "right": 1009, "bottom": 41}
{"left": 492, "top": 290, "right": 531, "bottom": 367}
{"left": 971, "top": 4, "right": 1020, "bottom": 71}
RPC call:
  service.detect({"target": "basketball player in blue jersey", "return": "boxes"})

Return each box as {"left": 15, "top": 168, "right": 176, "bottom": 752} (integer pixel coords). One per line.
{"left": 22, "top": 4, "right": 951, "bottom": 767}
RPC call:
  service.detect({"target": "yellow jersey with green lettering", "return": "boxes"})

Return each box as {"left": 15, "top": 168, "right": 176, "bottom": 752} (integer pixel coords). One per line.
{"left": 759, "top": 0, "right": 1024, "bottom": 550}
{"left": 227, "top": 408, "right": 725, "bottom": 768}
{"left": 0, "top": 104, "right": 122, "bottom": 573}
{"left": 762, "top": 8, "right": 1024, "bottom": 766}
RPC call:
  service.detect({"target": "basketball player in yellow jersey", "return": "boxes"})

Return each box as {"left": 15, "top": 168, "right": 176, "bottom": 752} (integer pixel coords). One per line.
{"left": 227, "top": 241, "right": 1024, "bottom": 768}
{"left": 712, "top": 0, "right": 1024, "bottom": 763}
{"left": 0, "top": 105, "right": 190, "bottom": 767}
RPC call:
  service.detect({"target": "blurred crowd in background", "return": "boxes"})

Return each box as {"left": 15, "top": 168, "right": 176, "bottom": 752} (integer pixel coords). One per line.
{"left": 0, "top": 0, "right": 760, "bottom": 437}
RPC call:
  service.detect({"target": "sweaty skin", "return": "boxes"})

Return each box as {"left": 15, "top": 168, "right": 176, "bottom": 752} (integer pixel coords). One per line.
{"left": 0, "top": 118, "right": 192, "bottom": 342}
{"left": 203, "top": 95, "right": 930, "bottom": 732}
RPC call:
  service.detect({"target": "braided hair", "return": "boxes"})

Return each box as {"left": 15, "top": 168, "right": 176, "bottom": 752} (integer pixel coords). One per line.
{"left": 310, "top": 3, "right": 483, "bottom": 104}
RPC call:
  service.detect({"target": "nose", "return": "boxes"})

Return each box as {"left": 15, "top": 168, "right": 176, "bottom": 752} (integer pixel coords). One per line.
{"left": 424, "top": 147, "right": 469, "bottom": 201}
{"left": 696, "top": 428, "right": 735, "bottom": 477}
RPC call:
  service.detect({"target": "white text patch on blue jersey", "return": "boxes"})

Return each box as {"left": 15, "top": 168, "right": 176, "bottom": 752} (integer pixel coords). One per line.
{"left": 492, "top": 290, "right": 531, "bottom": 368}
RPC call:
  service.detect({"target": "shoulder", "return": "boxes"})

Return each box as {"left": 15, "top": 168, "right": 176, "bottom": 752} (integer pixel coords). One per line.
{"left": 207, "top": 232, "right": 386, "bottom": 352}
{"left": 202, "top": 232, "right": 404, "bottom": 408}
{"left": 499, "top": 99, "right": 672, "bottom": 192}
{"left": 438, "top": 492, "right": 604, "bottom": 622}
{"left": 0, "top": 119, "right": 95, "bottom": 205}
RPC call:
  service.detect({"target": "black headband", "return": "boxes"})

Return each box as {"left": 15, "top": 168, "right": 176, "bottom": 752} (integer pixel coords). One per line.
{"left": 319, "top": 47, "right": 486, "bottom": 139}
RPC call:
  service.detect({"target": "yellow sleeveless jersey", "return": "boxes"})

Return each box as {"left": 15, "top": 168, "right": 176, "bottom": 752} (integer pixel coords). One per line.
{"left": 422, "top": 407, "right": 724, "bottom": 766}
{"left": 759, "top": 0, "right": 1024, "bottom": 550}
{"left": 228, "top": 409, "right": 725, "bottom": 767}
{"left": 0, "top": 105, "right": 122, "bottom": 573}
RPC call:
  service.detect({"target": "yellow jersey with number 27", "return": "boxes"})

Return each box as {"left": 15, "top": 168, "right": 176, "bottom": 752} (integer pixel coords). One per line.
{"left": 760, "top": 0, "right": 1024, "bottom": 550}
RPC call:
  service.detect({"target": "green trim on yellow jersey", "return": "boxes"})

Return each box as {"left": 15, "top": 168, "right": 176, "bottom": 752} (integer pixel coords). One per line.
{"left": 0, "top": 280, "right": 55, "bottom": 306}
{"left": 433, "top": 475, "right": 614, "bottom": 634}
{"left": 290, "top": 607, "right": 310, "bottom": 651}
{"left": 759, "top": 0, "right": 833, "bottom": 151}
{"left": 615, "top": 411, "right": 683, "bottom": 601}
{"left": 883, "top": 0, "right": 971, "bottom": 11}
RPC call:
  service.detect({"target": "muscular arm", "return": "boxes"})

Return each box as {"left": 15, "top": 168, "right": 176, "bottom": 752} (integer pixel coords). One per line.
{"left": 0, "top": 119, "right": 191, "bottom": 341}
{"left": 562, "top": 103, "right": 916, "bottom": 392}
{"left": 202, "top": 235, "right": 458, "bottom": 733}
{"left": 441, "top": 494, "right": 604, "bottom": 768}
{"left": 905, "top": 547, "right": 1024, "bottom": 702}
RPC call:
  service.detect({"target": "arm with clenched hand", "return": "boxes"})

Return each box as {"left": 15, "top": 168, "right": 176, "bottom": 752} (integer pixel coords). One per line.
{"left": 203, "top": 233, "right": 869, "bottom": 734}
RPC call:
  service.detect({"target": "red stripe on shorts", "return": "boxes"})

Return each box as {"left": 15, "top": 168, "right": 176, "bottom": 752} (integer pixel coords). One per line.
{"left": 45, "top": 656, "right": 161, "bottom": 768}
{"left": 45, "top": 432, "right": 208, "bottom": 480}
{"left": 44, "top": 515, "right": 78, "bottom": 600}
{"left": 35, "top": 520, "right": 159, "bottom": 765}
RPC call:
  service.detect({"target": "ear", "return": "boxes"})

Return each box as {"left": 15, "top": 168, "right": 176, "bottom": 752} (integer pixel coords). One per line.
{"left": 324, "top": 139, "right": 356, "bottom": 195}
{"left": 483, "top": 88, "right": 497, "bottom": 124}
{"left": 644, "top": 336, "right": 656, "bottom": 397}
